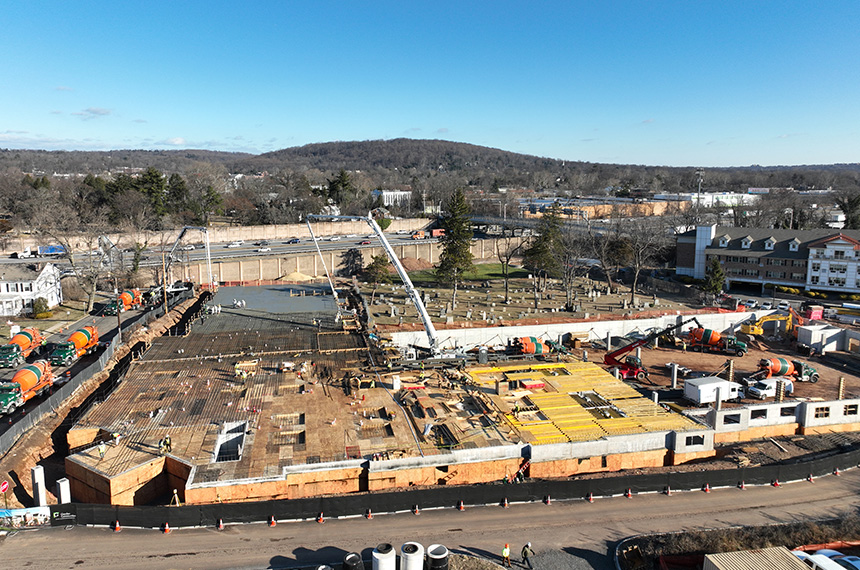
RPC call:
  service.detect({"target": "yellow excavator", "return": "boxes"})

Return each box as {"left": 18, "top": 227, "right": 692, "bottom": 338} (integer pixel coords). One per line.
{"left": 740, "top": 307, "right": 806, "bottom": 337}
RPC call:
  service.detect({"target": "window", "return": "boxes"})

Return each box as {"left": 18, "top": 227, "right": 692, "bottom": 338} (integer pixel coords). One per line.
{"left": 685, "top": 435, "right": 705, "bottom": 446}
{"left": 742, "top": 239, "right": 752, "bottom": 249}
{"left": 792, "top": 260, "right": 806, "bottom": 267}
{"left": 789, "top": 240, "right": 799, "bottom": 252}
{"left": 811, "top": 276, "right": 819, "bottom": 285}
{"left": 751, "top": 409, "right": 768, "bottom": 420}
{"left": 719, "top": 238, "right": 728, "bottom": 247}
{"left": 723, "top": 413, "right": 741, "bottom": 425}
{"left": 765, "top": 239, "right": 775, "bottom": 250}
{"left": 835, "top": 250, "right": 846, "bottom": 259}
{"left": 829, "top": 277, "right": 846, "bottom": 287}
{"left": 844, "top": 404, "right": 858, "bottom": 416}
{"left": 814, "top": 406, "right": 830, "bottom": 419}
{"left": 812, "top": 262, "right": 821, "bottom": 272}
{"left": 791, "top": 273, "right": 805, "bottom": 281}
{"left": 831, "top": 264, "right": 847, "bottom": 274}
{"left": 780, "top": 406, "right": 797, "bottom": 417}
{"left": 746, "top": 257, "right": 758, "bottom": 264}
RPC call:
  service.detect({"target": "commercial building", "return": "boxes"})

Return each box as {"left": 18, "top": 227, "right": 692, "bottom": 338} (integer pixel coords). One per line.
{"left": 676, "top": 225, "right": 860, "bottom": 293}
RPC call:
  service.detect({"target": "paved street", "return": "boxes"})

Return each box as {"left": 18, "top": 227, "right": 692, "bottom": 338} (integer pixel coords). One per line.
{"left": 3, "top": 468, "right": 860, "bottom": 570}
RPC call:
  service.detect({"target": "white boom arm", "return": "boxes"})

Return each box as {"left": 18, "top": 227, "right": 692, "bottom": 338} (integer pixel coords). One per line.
{"left": 306, "top": 214, "right": 440, "bottom": 354}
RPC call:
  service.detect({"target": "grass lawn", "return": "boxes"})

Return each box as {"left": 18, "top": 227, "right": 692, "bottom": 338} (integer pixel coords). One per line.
{"left": 408, "top": 263, "right": 530, "bottom": 285}
{"left": 0, "top": 299, "right": 91, "bottom": 339}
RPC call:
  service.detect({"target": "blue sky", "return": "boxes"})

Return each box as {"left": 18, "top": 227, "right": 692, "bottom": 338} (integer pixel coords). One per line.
{"left": 1, "top": 1, "right": 858, "bottom": 167}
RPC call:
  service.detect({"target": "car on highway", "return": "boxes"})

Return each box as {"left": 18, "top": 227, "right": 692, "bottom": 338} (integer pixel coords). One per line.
{"left": 226, "top": 240, "right": 244, "bottom": 248}
{"left": 254, "top": 240, "right": 270, "bottom": 246}
{"left": 256, "top": 247, "right": 271, "bottom": 253}
{"left": 285, "top": 238, "right": 301, "bottom": 244}
{"left": 395, "top": 229, "right": 409, "bottom": 235}
{"left": 360, "top": 240, "right": 372, "bottom": 245}
{"left": 180, "top": 245, "right": 195, "bottom": 251}
{"left": 329, "top": 236, "right": 341, "bottom": 241}
{"left": 346, "top": 234, "right": 357, "bottom": 238}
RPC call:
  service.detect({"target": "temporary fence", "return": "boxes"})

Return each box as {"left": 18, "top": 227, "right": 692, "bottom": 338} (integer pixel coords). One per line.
{"left": 51, "top": 446, "right": 860, "bottom": 529}
{"left": 0, "top": 288, "right": 194, "bottom": 458}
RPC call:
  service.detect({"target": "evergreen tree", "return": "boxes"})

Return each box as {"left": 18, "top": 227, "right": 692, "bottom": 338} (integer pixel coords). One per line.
{"left": 436, "top": 188, "right": 474, "bottom": 307}
{"left": 703, "top": 256, "right": 727, "bottom": 295}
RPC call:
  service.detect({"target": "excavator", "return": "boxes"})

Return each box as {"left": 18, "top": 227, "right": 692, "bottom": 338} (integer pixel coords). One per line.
{"left": 603, "top": 317, "right": 702, "bottom": 381}
{"left": 740, "top": 306, "right": 806, "bottom": 338}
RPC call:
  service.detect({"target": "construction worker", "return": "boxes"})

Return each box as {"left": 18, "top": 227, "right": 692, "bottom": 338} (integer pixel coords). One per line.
{"left": 521, "top": 543, "right": 535, "bottom": 569}
{"left": 163, "top": 434, "right": 172, "bottom": 453}
{"left": 502, "top": 544, "right": 511, "bottom": 568}
{"left": 97, "top": 442, "right": 106, "bottom": 459}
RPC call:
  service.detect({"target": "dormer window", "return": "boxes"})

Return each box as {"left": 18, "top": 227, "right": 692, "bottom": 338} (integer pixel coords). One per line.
{"left": 718, "top": 235, "right": 730, "bottom": 248}
{"left": 764, "top": 237, "right": 776, "bottom": 251}
{"left": 741, "top": 236, "right": 752, "bottom": 249}
{"left": 789, "top": 239, "right": 800, "bottom": 252}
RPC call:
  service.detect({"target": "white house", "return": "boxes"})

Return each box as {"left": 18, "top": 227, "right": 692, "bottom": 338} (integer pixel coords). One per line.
{"left": 0, "top": 263, "right": 63, "bottom": 316}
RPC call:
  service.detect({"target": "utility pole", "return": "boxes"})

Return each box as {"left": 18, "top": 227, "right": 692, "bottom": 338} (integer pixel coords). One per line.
{"left": 161, "top": 252, "right": 169, "bottom": 311}
{"left": 695, "top": 168, "right": 704, "bottom": 222}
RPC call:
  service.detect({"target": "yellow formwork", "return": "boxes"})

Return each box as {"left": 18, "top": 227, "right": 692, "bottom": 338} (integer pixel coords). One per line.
{"left": 472, "top": 361, "right": 698, "bottom": 445}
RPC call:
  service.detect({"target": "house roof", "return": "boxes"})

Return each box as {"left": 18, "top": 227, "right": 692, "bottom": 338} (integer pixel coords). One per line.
{"left": 699, "top": 227, "right": 860, "bottom": 260}
{"left": 0, "top": 262, "right": 56, "bottom": 282}
{"left": 808, "top": 233, "right": 860, "bottom": 249}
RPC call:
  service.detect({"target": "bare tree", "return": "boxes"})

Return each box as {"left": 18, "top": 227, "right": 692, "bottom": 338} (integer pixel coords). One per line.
{"left": 557, "top": 226, "right": 590, "bottom": 310}
{"left": 622, "top": 215, "right": 670, "bottom": 304}
{"left": 494, "top": 224, "right": 526, "bottom": 304}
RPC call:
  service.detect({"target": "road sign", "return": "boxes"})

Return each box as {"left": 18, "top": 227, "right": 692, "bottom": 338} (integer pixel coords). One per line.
{"left": 0, "top": 481, "right": 8, "bottom": 493}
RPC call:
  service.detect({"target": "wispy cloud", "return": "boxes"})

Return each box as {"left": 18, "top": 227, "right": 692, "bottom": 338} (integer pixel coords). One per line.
{"left": 777, "top": 133, "right": 805, "bottom": 139}
{"left": 72, "top": 107, "right": 111, "bottom": 120}
{"left": 436, "top": 127, "right": 449, "bottom": 134}
{"left": 159, "top": 137, "right": 186, "bottom": 146}
{"left": 641, "top": 118, "right": 655, "bottom": 124}
{"left": 133, "top": 119, "right": 147, "bottom": 124}
{"left": 581, "top": 138, "right": 596, "bottom": 143}
{"left": 55, "top": 86, "right": 74, "bottom": 92}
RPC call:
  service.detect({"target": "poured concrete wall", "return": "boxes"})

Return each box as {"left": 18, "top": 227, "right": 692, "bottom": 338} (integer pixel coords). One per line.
{"left": 390, "top": 311, "right": 758, "bottom": 352}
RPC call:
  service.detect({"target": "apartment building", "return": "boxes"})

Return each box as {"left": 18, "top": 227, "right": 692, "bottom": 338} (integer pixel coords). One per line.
{"left": 676, "top": 225, "right": 860, "bottom": 293}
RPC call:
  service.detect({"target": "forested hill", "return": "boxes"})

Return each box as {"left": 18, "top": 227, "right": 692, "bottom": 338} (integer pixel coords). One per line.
{"left": 1, "top": 139, "right": 859, "bottom": 194}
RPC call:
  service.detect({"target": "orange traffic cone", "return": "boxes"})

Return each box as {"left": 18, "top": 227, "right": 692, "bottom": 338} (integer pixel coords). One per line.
{"left": 316, "top": 512, "right": 325, "bottom": 524}
{"left": 772, "top": 479, "right": 781, "bottom": 487}
{"left": 703, "top": 483, "right": 710, "bottom": 493}
{"left": 624, "top": 489, "right": 632, "bottom": 499}
{"left": 587, "top": 492, "right": 594, "bottom": 503}
{"left": 501, "top": 497, "right": 509, "bottom": 508}
{"left": 216, "top": 518, "right": 224, "bottom": 531}
{"left": 457, "top": 500, "right": 465, "bottom": 511}
{"left": 664, "top": 486, "right": 672, "bottom": 496}
{"left": 365, "top": 508, "right": 373, "bottom": 520}
{"left": 268, "top": 515, "right": 277, "bottom": 527}
{"left": 113, "top": 520, "right": 121, "bottom": 533}
{"left": 807, "top": 474, "right": 815, "bottom": 483}
{"left": 544, "top": 495, "right": 551, "bottom": 505}
{"left": 835, "top": 467, "right": 841, "bottom": 476}
{"left": 412, "top": 504, "right": 420, "bottom": 515}
{"left": 738, "top": 480, "right": 746, "bottom": 490}
{"left": 162, "top": 522, "right": 171, "bottom": 534}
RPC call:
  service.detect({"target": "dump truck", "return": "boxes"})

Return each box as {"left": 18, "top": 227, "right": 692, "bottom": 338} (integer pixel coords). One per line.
{"left": 0, "top": 328, "right": 45, "bottom": 368}
{"left": 411, "top": 231, "right": 426, "bottom": 240}
{"left": 750, "top": 357, "right": 819, "bottom": 383}
{"left": 688, "top": 328, "right": 748, "bottom": 357}
{"left": 104, "top": 289, "right": 143, "bottom": 316}
{"left": 0, "top": 360, "right": 54, "bottom": 415}
{"left": 49, "top": 326, "right": 99, "bottom": 367}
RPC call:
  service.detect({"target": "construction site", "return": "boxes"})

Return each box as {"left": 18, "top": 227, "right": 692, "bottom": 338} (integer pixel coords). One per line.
{"left": 56, "top": 217, "right": 860, "bottom": 508}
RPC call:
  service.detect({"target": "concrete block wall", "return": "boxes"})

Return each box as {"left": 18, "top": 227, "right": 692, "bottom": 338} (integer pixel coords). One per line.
{"left": 799, "top": 398, "right": 860, "bottom": 429}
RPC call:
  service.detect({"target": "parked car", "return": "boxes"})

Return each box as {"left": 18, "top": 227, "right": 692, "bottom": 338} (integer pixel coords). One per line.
{"left": 744, "top": 299, "right": 758, "bottom": 309}
{"left": 777, "top": 300, "right": 792, "bottom": 311}
{"left": 760, "top": 301, "right": 773, "bottom": 310}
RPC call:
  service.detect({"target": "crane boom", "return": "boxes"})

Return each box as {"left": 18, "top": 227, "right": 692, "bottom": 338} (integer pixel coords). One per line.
{"left": 604, "top": 317, "right": 702, "bottom": 380}
{"left": 306, "top": 214, "right": 440, "bottom": 354}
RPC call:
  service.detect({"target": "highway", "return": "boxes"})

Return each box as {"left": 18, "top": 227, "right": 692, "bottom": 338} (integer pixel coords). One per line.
{"left": 3, "top": 468, "right": 860, "bottom": 569}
